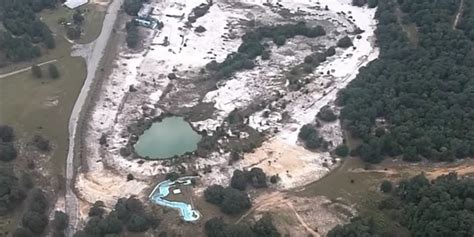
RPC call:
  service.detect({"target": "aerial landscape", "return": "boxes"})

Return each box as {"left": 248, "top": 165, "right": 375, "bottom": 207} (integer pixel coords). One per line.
{"left": 0, "top": 0, "right": 473, "bottom": 236}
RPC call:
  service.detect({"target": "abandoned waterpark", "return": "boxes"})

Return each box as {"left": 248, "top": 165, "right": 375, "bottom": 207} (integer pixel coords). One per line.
{"left": 70, "top": 0, "right": 385, "bottom": 235}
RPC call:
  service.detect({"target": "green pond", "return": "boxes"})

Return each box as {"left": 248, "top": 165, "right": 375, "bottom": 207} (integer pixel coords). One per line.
{"left": 134, "top": 117, "right": 202, "bottom": 159}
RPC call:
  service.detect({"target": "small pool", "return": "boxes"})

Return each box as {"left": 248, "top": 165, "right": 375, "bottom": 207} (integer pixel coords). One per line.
{"left": 134, "top": 116, "right": 201, "bottom": 159}
{"left": 149, "top": 177, "right": 201, "bottom": 222}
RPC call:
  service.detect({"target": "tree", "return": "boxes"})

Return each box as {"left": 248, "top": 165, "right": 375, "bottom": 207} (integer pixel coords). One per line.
{"left": 336, "top": 36, "right": 353, "bottom": 48}
{"left": 220, "top": 187, "right": 251, "bottom": 215}
{"left": 317, "top": 106, "right": 337, "bottom": 122}
{"left": 205, "top": 217, "right": 227, "bottom": 237}
{"left": 48, "top": 64, "right": 60, "bottom": 79}
{"left": 123, "top": 0, "right": 144, "bottom": 16}
{"left": 224, "top": 223, "right": 256, "bottom": 237}
{"left": 328, "top": 216, "right": 377, "bottom": 237}
{"left": 100, "top": 213, "right": 123, "bottom": 234}
{"left": 247, "top": 167, "right": 267, "bottom": 188}
{"left": 89, "top": 201, "right": 105, "bottom": 217}
{"left": 126, "top": 21, "right": 140, "bottom": 48}
{"left": 0, "top": 171, "right": 26, "bottom": 215}
{"left": 53, "top": 211, "right": 69, "bottom": 231}
{"left": 273, "top": 35, "right": 286, "bottom": 46}
{"left": 230, "top": 170, "right": 247, "bottom": 191}
{"left": 73, "top": 10, "right": 84, "bottom": 25}
{"left": 204, "top": 185, "right": 225, "bottom": 204}
{"left": 12, "top": 227, "right": 33, "bottom": 237}
{"left": 165, "top": 172, "right": 179, "bottom": 181}
{"left": 380, "top": 180, "right": 392, "bottom": 193}
{"left": 31, "top": 65, "right": 42, "bottom": 78}
{"left": 22, "top": 211, "right": 49, "bottom": 234}
{"left": 335, "top": 144, "right": 349, "bottom": 157}
{"left": 326, "top": 46, "right": 336, "bottom": 56}
{"left": 0, "top": 125, "right": 14, "bottom": 142}
{"left": 126, "top": 214, "right": 150, "bottom": 232}
{"left": 0, "top": 142, "right": 17, "bottom": 161}
{"left": 252, "top": 214, "right": 280, "bottom": 237}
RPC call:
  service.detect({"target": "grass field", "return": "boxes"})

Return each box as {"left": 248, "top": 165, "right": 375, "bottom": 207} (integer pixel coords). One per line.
{"left": 0, "top": 3, "right": 106, "bottom": 235}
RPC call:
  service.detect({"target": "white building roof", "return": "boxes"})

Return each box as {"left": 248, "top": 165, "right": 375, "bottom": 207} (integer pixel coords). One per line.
{"left": 64, "top": 0, "right": 88, "bottom": 9}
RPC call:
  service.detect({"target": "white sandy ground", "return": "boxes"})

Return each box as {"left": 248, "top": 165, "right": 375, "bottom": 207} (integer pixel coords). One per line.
{"left": 76, "top": 0, "right": 379, "bottom": 222}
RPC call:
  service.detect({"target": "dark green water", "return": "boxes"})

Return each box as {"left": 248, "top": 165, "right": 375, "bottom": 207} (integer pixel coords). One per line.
{"left": 134, "top": 117, "right": 201, "bottom": 159}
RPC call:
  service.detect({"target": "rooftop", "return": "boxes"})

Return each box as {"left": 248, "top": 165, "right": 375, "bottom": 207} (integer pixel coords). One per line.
{"left": 64, "top": 0, "right": 88, "bottom": 9}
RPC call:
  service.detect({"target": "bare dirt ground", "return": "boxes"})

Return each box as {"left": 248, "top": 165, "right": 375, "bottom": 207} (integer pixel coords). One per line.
{"left": 238, "top": 191, "right": 355, "bottom": 237}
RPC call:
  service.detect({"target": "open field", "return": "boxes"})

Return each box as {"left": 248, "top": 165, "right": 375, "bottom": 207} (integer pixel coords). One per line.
{"left": 0, "top": 2, "right": 107, "bottom": 235}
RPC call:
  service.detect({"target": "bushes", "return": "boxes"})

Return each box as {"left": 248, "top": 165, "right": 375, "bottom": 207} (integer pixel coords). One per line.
{"left": 204, "top": 185, "right": 251, "bottom": 215}
{"left": 205, "top": 214, "right": 280, "bottom": 237}
{"left": 204, "top": 185, "right": 225, "bottom": 205}
{"left": 49, "top": 64, "right": 60, "bottom": 79}
{"left": 0, "top": 142, "right": 17, "bottom": 161}
{"left": 123, "top": 0, "right": 144, "bottom": 16}
{"left": 0, "top": 171, "right": 26, "bottom": 215}
{"left": 207, "top": 22, "right": 326, "bottom": 78}
{"left": 0, "top": 125, "right": 14, "bottom": 142}
{"left": 77, "top": 197, "right": 157, "bottom": 236}
{"left": 298, "top": 124, "right": 326, "bottom": 149}
{"left": 334, "top": 144, "right": 349, "bottom": 157}
{"left": 380, "top": 180, "right": 392, "bottom": 193}
{"left": 230, "top": 170, "right": 247, "bottom": 191}
{"left": 31, "top": 65, "right": 42, "bottom": 78}
{"left": 337, "top": 36, "right": 353, "bottom": 48}
{"left": 21, "top": 189, "right": 49, "bottom": 234}
{"left": 317, "top": 106, "right": 337, "bottom": 122}
{"left": 126, "top": 21, "right": 141, "bottom": 49}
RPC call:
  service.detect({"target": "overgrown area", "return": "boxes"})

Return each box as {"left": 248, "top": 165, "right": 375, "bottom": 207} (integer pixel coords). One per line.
{"left": 338, "top": 0, "right": 474, "bottom": 163}
{"left": 0, "top": 0, "right": 56, "bottom": 64}
{"left": 206, "top": 22, "right": 326, "bottom": 78}
{"left": 328, "top": 173, "right": 474, "bottom": 236}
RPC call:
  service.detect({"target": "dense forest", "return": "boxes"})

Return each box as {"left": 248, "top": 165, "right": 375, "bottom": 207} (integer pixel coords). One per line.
{"left": 0, "top": 0, "right": 56, "bottom": 64}
{"left": 328, "top": 173, "right": 474, "bottom": 237}
{"left": 338, "top": 0, "right": 474, "bottom": 163}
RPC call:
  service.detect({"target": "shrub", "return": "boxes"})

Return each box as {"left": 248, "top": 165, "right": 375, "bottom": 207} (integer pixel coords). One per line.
{"left": 220, "top": 188, "right": 251, "bottom": 215}
{"left": 48, "top": 64, "right": 60, "bottom": 79}
{"left": 326, "top": 46, "right": 336, "bottom": 56}
{"left": 273, "top": 35, "right": 286, "bottom": 46}
{"left": 31, "top": 65, "right": 42, "bottom": 78}
{"left": 380, "top": 180, "right": 393, "bottom": 193}
{"left": 204, "top": 185, "right": 225, "bottom": 204}
{"left": 0, "top": 142, "right": 17, "bottom": 162}
{"left": 261, "top": 50, "right": 271, "bottom": 60}
{"left": 0, "top": 125, "right": 14, "bottom": 142}
{"left": 317, "top": 106, "right": 337, "bottom": 122}
{"left": 304, "top": 55, "right": 314, "bottom": 64}
{"left": 335, "top": 144, "right": 349, "bottom": 157}
{"left": 230, "top": 170, "right": 247, "bottom": 191}
{"left": 195, "top": 25, "right": 207, "bottom": 33}
{"left": 337, "top": 36, "right": 353, "bottom": 48}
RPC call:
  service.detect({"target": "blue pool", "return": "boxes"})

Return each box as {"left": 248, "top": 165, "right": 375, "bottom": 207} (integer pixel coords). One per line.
{"left": 149, "top": 177, "right": 201, "bottom": 221}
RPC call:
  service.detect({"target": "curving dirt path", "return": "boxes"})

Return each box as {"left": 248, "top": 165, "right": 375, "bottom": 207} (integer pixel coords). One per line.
{"left": 64, "top": 0, "right": 124, "bottom": 235}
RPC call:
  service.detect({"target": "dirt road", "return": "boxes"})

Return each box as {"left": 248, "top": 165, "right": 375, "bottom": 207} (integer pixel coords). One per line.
{"left": 0, "top": 59, "right": 57, "bottom": 79}
{"left": 65, "top": 0, "right": 124, "bottom": 235}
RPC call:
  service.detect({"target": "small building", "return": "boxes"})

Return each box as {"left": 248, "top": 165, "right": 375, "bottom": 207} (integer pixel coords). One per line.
{"left": 172, "top": 189, "right": 182, "bottom": 195}
{"left": 64, "top": 0, "right": 88, "bottom": 9}
{"left": 138, "top": 4, "right": 154, "bottom": 18}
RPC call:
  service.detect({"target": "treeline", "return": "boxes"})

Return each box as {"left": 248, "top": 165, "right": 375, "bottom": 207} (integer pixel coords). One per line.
{"left": 328, "top": 173, "right": 474, "bottom": 236}
{"left": 206, "top": 22, "right": 326, "bottom": 78}
{"left": 205, "top": 213, "right": 280, "bottom": 237}
{"left": 338, "top": 0, "right": 474, "bottom": 163}
{"left": 204, "top": 168, "right": 269, "bottom": 215}
{"left": 0, "top": 0, "right": 56, "bottom": 62}
{"left": 458, "top": 0, "right": 474, "bottom": 40}
{"left": 74, "top": 197, "right": 159, "bottom": 237}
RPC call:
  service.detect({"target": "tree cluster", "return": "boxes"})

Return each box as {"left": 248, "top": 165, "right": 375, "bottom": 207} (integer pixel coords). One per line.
{"left": 329, "top": 173, "right": 474, "bottom": 236}
{"left": 298, "top": 124, "right": 327, "bottom": 150}
{"left": 205, "top": 213, "right": 280, "bottom": 237}
{"left": 204, "top": 185, "right": 251, "bottom": 215}
{"left": 20, "top": 189, "right": 49, "bottom": 234}
{"left": 0, "top": 125, "right": 17, "bottom": 162}
{"left": 0, "top": 170, "right": 26, "bottom": 216}
{"left": 126, "top": 21, "right": 141, "bottom": 49}
{"left": 0, "top": 0, "right": 56, "bottom": 62}
{"left": 74, "top": 197, "right": 159, "bottom": 237}
{"left": 123, "top": 0, "right": 146, "bottom": 16}
{"left": 338, "top": 0, "right": 474, "bottom": 163}
{"left": 206, "top": 22, "right": 326, "bottom": 79}
{"left": 230, "top": 168, "right": 268, "bottom": 190}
